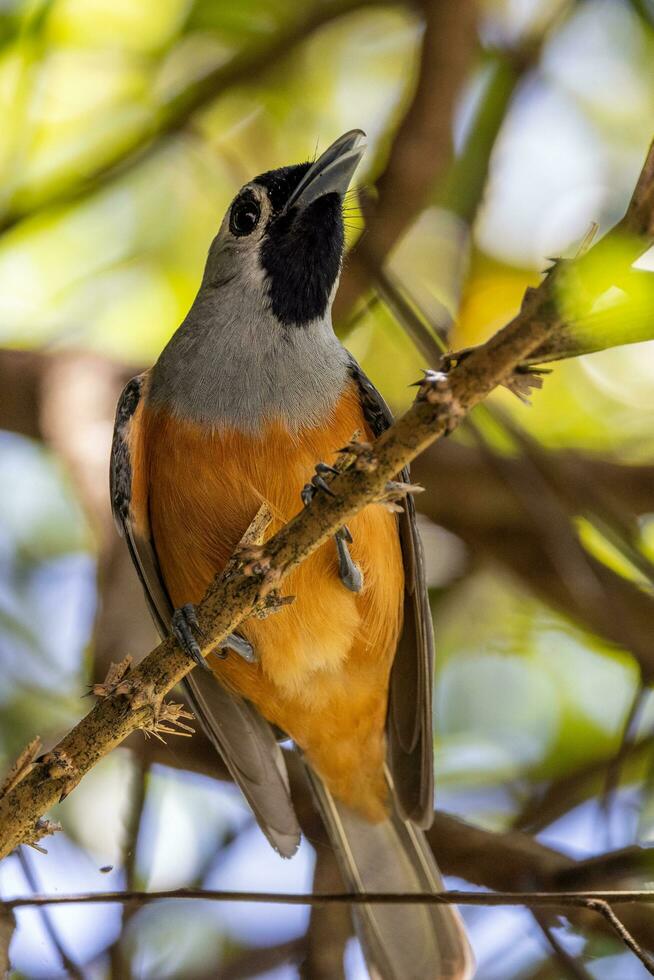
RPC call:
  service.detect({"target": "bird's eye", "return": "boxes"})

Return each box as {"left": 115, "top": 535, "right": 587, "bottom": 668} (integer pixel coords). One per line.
{"left": 229, "top": 196, "right": 261, "bottom": 237}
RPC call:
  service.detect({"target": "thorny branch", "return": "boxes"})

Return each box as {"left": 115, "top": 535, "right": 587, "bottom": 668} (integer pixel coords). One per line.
{"left": 4, "top": 347, "right": 654, "bottom": 686}
{"left": 0, "top": 382, "right": 551, "bottom": 849}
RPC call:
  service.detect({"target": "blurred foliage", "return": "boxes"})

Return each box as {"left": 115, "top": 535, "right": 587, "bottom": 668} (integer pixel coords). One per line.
{"left": 1, "top": 0, "right": 654, "bottom": 977}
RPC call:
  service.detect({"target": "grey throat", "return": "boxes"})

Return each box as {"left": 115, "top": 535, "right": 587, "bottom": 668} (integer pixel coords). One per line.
{"left": 148, "top": 271, "right": 351, "bottom": 433}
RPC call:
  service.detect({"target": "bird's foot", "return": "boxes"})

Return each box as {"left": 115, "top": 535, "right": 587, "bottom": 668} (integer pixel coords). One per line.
{"left": 217, "top": 632, "right": 257, "bottom": 664}
{"left": 172, "top": 603, "right": 257, "bottom": 668}
{"left": 301, "top": 463, "right": 362, "bottom": 592}
{"left": 172, "top": 603, "right": 208, "bottom": 671}
{"left": 335, "top": 525, "right": 363, "bottom": 593}
{"left": 301, "top": 461, "right": 339, "bottom": 506}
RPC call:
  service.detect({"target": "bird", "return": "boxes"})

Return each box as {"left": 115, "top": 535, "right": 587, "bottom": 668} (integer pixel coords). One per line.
{"left": 110, "top": 130, "right": 474, "bottom": 980}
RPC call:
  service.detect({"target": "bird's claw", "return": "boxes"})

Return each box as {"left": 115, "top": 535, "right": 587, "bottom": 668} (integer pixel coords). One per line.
{"left": 172, "top": 605, "right": 257, "bottom": 668}
{"left": 301, "top": 463, "right": 361, "bottom": 591}
{"left": 338, "top": 524, "right": 353, "bottom": 544}
{"left": 335, "top": 525, "right": 363, "bottom": 593}
{"left": 172, "top": 604, "right": 209, "bottom": 672}
{"left": 301, "top": 462, "right": 338, "bottom": 507}
{"left": 218, "top": 633, "right": 257, "bottom": 664}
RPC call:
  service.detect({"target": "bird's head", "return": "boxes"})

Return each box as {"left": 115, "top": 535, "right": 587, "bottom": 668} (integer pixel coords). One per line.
{"left": 202, "top": 130, "right": 366, "bottom": 327}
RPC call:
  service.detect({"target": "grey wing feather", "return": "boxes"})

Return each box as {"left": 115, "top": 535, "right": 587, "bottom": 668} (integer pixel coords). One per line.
{"left": 185, "top": 670, "right": 301, "bottom": 857}
{"left": 347, "top": 356, "right": 435, "bottom": 828}
{"left": 110, "top": 376, "right": 301, "bottom": 857}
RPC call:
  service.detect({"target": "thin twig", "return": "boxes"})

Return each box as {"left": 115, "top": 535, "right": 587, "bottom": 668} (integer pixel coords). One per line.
{"left": 4, "top": 884, "right": 654, "bottom": 971}
{"left": 4, "top": 887, "right": 654, "bottom": 910}
{"left": 587, "top": 900, "right": 654, "bottom": 977}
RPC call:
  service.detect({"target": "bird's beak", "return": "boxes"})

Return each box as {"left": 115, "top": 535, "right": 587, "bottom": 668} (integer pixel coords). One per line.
{"left": 285, "top": 129, "right": 367, "bottom": 213}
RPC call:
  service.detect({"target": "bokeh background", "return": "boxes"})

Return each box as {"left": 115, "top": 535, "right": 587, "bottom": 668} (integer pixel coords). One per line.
{"left": 1, "top": 0, "right": 654, "bottom": 976}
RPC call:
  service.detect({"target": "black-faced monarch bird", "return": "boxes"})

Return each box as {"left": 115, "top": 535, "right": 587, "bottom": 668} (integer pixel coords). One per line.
{"left": 111, "top": 130, "right": 474, "bottom": 979}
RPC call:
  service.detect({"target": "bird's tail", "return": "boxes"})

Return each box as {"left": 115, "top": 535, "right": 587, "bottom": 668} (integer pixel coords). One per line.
{"left": 308, "top": 770, "right": 474, "bottom": 980}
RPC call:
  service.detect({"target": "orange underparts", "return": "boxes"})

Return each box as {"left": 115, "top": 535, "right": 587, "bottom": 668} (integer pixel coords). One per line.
{"left": 131, "top": 383, "right": 404, "bottom": 820}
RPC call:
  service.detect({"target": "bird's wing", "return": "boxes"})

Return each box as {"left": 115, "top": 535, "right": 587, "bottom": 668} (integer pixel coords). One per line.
{"left": 347, "top": 357, "right": 435, "bottom": 827}
{"left": 110, "top": 374, "right": 301, "bottom": 857}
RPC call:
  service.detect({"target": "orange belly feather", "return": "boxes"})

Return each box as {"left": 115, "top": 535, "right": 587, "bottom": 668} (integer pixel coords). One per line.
{"left": 134, "top": 383, "right": 403, "bottom": 819}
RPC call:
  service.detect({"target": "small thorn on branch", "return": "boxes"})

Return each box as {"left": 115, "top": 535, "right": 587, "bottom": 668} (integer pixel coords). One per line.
{"left": 378, "top": 480, "right": 424, "bottom": 513}
{"left": 440, "top": 349, "right": 551, "bottom": 404}
{"left": 1, "top": 737, "right": 41, "bottom": 798}
{"left": 91, "top": 656, "right": 133, "bottom": 698}
{"left": 36, "top": 745, "right": 79, "bottom": 806}
{"left": 333, "top": 429, "right": 363, "bottom": 467}
{"left": 253, "top": 589, "right": 295, "bottom": 620}
{"left": 412, "top": 370, "right": 464, "bottom": 432}
{"left": 24, "top": 818, "right": 61, "bottom": 855}
{"left": 92, "top": 657, "right": 161, "bottom": 719}
{"left": 40, "top": 750, "right": 75, "bottom": 781}
{"left": 337, "top": 438, "right": 378, "bottom": 473}
{"left": 504, "top": 366, "right": 550, "bottom": 404}
{"left": 143, "top": 701, "right": 195, "bottom": 743}
{"left": 237, "top": 546, "right": 272, "bottom": 578}
{"left": 411, "top": 368, "right": 451, "bottom": 395}
{"left": 226, "top": 504, "right": 274, "bottom": 579}
{"left": 335, "top": 429, "right": 363, "bottom": 455}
